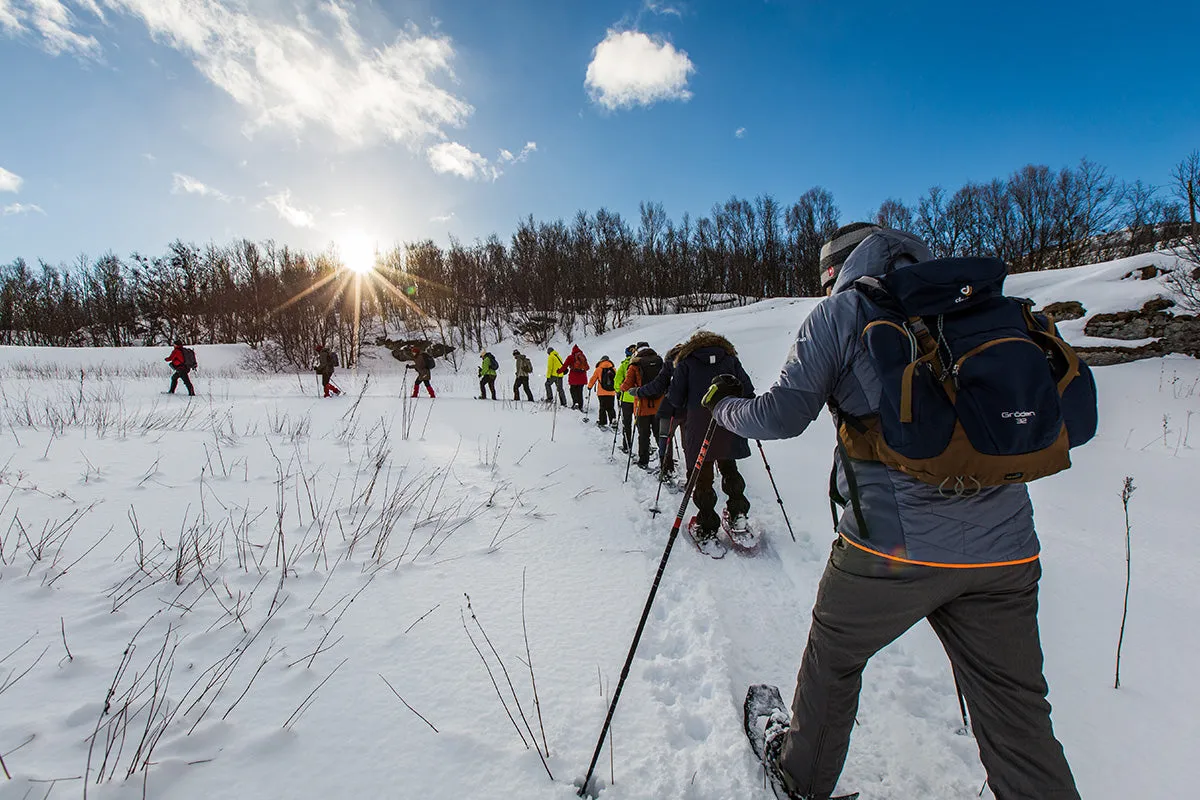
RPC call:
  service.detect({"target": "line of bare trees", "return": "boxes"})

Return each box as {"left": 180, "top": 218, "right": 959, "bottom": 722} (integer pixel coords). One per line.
{"left": 2, "top": 153, "right": 1196, "bottom": 368}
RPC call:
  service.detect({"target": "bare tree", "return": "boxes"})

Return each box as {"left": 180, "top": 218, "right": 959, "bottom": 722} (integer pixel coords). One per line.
{"left": 874, "top": 198, "right": 914, "bottom": 231}
{"left": 1171, "top": 150, "right": 1199, "bottom": 241}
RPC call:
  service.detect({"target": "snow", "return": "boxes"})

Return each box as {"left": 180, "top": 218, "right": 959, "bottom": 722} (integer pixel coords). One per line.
{"left": 0, "top": 255, "right": 1196, "bottom": 800}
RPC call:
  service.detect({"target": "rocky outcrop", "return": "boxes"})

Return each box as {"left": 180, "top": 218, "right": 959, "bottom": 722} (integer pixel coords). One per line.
{"left": 1075, "top": 342, "right": 1169, "bottom": 367}
{"left": 1040, "top": 300, "right": 1086, "bottom": 321}
{"left": 1077, "top": 298, "right": 1200, "bottom": 365}
{"left": 1123, "top": 264, "right": 1173, "bottom": 281}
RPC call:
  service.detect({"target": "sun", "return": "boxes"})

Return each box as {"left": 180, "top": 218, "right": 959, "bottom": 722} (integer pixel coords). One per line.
{"left": 337, "top": 231, "right": 377, "bottom": 274}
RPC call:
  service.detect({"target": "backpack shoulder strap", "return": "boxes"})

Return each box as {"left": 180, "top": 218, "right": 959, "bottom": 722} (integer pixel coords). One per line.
{"left": 1019, "top": 300, "right": 1081, "bottom": 394}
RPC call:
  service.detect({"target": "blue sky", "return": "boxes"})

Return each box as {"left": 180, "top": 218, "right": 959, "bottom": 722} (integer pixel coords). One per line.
{"left": 0, "top": 0, "right": 1196, "bottom": 265}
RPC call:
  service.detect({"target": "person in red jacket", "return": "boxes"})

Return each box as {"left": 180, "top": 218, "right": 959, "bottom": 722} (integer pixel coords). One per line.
{"left": 559, "top": 345, "right": 590, "bottom": 411}
{"left": 165, "top": 341, "right": 195, "bottom": 396}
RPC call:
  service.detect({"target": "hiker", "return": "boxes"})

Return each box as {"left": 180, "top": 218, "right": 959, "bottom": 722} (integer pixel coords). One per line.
{"left": 619, "top": 345, "right": 666, "bottom": 469}
{"left": 478, "top": 350, "right": 499, "bottom": 400}
{"left": 559, "top": 345, "right": 590, "bottom": 410}
{"left": 512, "top": 350, "right": 535, "bottom": 401}
{"left": 633, "top": 343, "right": 681, "bottom": 478}
{"left": 313, "top": 344, "right": 341, "bottom": 397}
{"left": 708, "top": 226, "right": 1087, "bottom": 800}
{"left": 612, "top": 344, "right": 638, "bottom": 452}
{"left": 407, "top": 345, "right": 436, "bottom": 398}
{"left": 164, "top": 340, "right": 196, "bottom": 396}
{"left": 545, "top": 347, "right": 567, "bottom": 406}
{"left": 666, "top": 332, "right": 753, "bottom": 540}
{"left": 587, "top": 355, "right": 619, "bottom": 428}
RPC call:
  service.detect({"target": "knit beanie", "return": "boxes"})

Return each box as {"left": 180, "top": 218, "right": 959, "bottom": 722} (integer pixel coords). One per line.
{"left": 819, "top": 222, "right": 882, "bottom": 292}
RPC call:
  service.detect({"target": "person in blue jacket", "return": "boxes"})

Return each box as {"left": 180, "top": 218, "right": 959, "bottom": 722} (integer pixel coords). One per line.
{"left": 704, "top": 225, "right": 1080, "bottom": 800}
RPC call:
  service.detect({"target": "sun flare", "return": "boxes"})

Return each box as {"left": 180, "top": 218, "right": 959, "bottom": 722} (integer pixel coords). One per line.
{"left": 337, "top": 231, "right": 377, "bottom": 275}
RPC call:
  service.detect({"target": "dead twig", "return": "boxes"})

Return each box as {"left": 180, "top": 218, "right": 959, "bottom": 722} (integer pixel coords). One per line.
{"left": 379, "top": 675, "right": 439, "bottom": 733}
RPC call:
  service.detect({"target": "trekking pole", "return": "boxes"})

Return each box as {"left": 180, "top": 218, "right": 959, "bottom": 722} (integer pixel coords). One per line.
{"left": 953, "top": 669, "right": 969, "bottom": 733}
{"left": 578, "top": 416, "right": 720, "bottom": 798}
{"left": 755, "top": 440, "right": 796, "bottom": 543}
{"left": 609, "top": 404, "right": 621, "bottom": 460}
{"left": 623, "top": 398, "right": 639, "bottom": 483}
{"left": 649, "top": 417, "right": 678, "bottom": 516}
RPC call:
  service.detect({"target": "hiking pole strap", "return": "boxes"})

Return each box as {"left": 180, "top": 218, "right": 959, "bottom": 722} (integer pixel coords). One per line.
{"left": 831, "top": 438, "right": 871, "bottom": 540}
{"left": 578, "top": 417, "right": 719, "bottom": 797}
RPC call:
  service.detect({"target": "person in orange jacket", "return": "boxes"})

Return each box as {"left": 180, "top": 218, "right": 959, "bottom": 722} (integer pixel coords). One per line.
{"left": 587, "top": 355, "right": 619, "bottom": 428}
{"left": 619, "top": 345, "right": 666, "bottom": 468}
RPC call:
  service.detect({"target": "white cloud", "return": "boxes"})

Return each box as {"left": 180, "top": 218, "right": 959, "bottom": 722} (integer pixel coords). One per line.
{"left": 142, "top": 152, "right": 156, "bottom": 161}
{"left": 266, "top": 189, "right": 315, "bottom": 228}
{"left": 498, "top": 141, "right": 537, "bottom": 164}
{"left": 585, "top": 29, "right": 694, "bottom": 111}
{"left": 0, "top": 0, "right": 100, "bottom": 56}
{"left": 643, "top": 1, "right": 684, "bottom": 17}
{"left": 171, "top": 172, "right": 230, "bottom": 202}
{"left": 734, "top": 127, "right": 746, "bottom": 139}
{"left": 1, "top": 1, "right": 474, "bottom": 149}
{"left": 430, "top": 211, "right": 455, "bottom": 223}
{"left": 427, "top": 142, "right": 493, "bottom": 181}
{"left": 0, "top": 165, "right": 22, "bottom": 193}
{"left": 0, "top": 1, "right": 21, "bottom": 32}
{"left": 3, "top": 202, "right": 45, "bottom": 216}
{"left": 427, "top": 139, "right": 537, "bottom": 181}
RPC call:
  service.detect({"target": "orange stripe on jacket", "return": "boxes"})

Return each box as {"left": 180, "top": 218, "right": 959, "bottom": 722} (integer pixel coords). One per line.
{"left": 839, "top": 534, "right": 1041, "bottom": 569}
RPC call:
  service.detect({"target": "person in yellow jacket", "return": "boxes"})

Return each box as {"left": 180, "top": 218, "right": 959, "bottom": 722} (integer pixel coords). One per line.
{"left": 545, "top": 347, "right": 567, "bottom": 406}
{"left": 587, "top": 355, "right": 619, "bottom": 429}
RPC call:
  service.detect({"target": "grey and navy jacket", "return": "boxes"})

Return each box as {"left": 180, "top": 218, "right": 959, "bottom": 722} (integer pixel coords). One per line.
{"left": 712, "top": 230, "right": 1039, "bottom": 567}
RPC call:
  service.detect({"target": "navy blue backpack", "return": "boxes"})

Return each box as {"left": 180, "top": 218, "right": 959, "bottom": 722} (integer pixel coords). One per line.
{"left": 836, "top": 257, "right": 1098, "bottom": 493}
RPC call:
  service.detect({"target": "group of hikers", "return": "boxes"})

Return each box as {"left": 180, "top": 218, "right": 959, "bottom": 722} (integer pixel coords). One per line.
{"left": 473, "top": 335, "right": 756, "bottom": 541}
{"left": 161, "top": 222, "right": 1095, "bottom": 800}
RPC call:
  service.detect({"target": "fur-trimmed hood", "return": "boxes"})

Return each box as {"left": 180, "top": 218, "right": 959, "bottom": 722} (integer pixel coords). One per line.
{"left": 674, "top": 331, "right": 736, "bottom": 365}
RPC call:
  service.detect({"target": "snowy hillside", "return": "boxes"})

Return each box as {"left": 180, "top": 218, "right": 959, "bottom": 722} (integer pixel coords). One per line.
{"left": 0, "top": 255, "right": 1196, "bottom": 800}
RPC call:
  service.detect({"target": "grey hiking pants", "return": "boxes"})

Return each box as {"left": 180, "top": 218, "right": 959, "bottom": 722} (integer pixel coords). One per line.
{"left": 777, "top": 538, "right": 1079, "bottom": 800}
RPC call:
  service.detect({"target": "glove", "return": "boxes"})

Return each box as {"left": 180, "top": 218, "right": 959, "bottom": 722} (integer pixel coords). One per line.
{"left": 701, "top": 374, "right": 742, "bottom": 410}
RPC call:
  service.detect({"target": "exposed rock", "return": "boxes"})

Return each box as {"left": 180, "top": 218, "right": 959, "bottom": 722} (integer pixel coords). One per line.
{"left": 1088, "top": 316, "right": 1154, "bottom": 340}
{"left": 1080, "top": 297, "right": 1200, "bottom": 364}
{"left": 1076, "top": 343, "right": 1166, "bottom": 367}
{"left": 1123, "top": 264, "right": 1174, "bottom": 280}
{"left": 1085, "top": 298, "right": 1180, "bottom": 340}
{"left": 1039, "top": 300, "right": 1086, "bottom": 321}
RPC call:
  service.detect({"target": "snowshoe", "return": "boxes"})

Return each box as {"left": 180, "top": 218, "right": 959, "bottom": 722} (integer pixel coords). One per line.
{"left": 744, "top": 684, "right": 859, "bottom": 800}
{"left": 686, "top": 517, "right": 727, "bottom": 559}
{"left": 724, "top": 510, "right": 762, "bottom": 554}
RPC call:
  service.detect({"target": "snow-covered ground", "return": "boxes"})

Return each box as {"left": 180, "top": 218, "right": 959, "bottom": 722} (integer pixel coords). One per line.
{"left": 0, "top": 255, "right": 1196, "bottom": 800}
